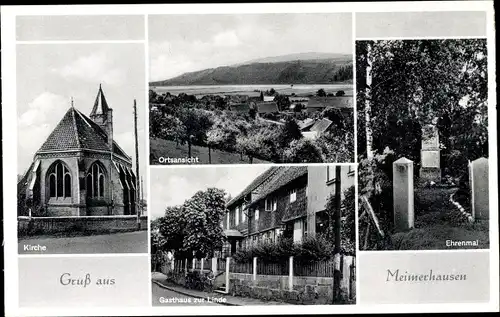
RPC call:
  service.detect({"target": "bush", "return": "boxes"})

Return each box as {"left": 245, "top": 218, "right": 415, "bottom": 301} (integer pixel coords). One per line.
{"left": 233, "top": 236, "right": 347, "bottom": 264}
{"left": 295, "top": 235, "right": 334, "bottom": 262}
{"left": 283, "top": 138, "right": 324, "bottom": 163}
{"left": 185, "top": 270, "right": 214, "bottom": 292}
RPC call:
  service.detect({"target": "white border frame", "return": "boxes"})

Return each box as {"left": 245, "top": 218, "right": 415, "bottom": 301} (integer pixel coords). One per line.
{"left": 2, "top": 1, "right": 498, "bottom": 315}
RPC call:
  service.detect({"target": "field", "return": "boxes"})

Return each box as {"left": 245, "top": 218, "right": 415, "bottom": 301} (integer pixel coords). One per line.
{"left": 151, "top": 84, "right": 353, "bottom": 98}
{"left": 150, "top": 138, "right": 270, "bottom": 165}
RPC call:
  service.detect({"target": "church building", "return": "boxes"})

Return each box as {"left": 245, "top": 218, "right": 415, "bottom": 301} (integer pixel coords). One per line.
{"left": 18, "top": 85, "right": 139, "bottom": 217}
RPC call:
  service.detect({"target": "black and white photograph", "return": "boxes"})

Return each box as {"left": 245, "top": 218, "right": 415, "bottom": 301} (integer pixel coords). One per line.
{"left": 150, "top": 165, "right": 356, "bottom": 305}
{"left": 149, "top": 13, "right": 354, "bottom": 165}
{"left": 16, "top": 42, "right": 148, "bottom": 254}
{"left": 356, "top": 39, "right": 490, "bottom": 251}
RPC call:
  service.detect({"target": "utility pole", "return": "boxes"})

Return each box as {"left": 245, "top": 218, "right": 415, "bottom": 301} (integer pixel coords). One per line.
{"left": 332, "top": 165, "right": 342, "bottom": 304}
{"left": 133, "top": 99, "right": 141, "bottom": 227}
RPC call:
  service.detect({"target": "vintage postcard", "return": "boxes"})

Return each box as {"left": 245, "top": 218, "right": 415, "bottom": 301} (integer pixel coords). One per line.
{"left": 1, "top": 1, "right": 498, "bottom": 316}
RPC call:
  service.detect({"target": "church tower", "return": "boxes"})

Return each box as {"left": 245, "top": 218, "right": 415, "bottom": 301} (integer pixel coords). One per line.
{"left": 90, "top": 84, "right": 113, "bottom": 149}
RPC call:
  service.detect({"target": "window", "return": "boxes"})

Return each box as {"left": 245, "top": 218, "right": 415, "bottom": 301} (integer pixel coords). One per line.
{"left": 47, "top": 161, "right": 71, "bottom": 198}
{"left": 265, "top": 198, "right": 272, "bottom": 211}
{"left": 327, "top": 165, "right": 336, "bottom": 183}
{"left": 272, "top": 198, "right": 277, "bottom": 211}
{"left": 87, "top": 163, "right": 106, "bottom": 198}
{"left": 290, "top": 189, "right": 297, "bottom": 203}
{"left": 348, "top": 165, "right": 355, "bottom": 177}
{"left": 255, "top": 209, "right": 259, "bottom": 220}
{"left": 242, "top": 203, "right": 246, "bottom": 222}
{"left": 235, "top": 207, "right": 240, "bottom": 225}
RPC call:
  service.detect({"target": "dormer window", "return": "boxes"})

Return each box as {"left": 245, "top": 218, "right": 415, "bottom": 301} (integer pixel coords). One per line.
{"left": 289, "top": 189, "right": 297, "bottom": 203}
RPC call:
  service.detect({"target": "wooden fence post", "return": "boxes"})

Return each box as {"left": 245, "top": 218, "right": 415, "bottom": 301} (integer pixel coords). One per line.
{"left": 184, "top": 258, "right": 188, "bottom": 277}
{"left": 253, "top": 257, "right": 257, "bottom": 281}
{"left": 225, "top": 257, "right": 231, "bottom": 293}
{"left": 288, "top": 256, "right": 293, "bottom": 291}
{"left": 192, "top": 258, "right": 196, "bottom": 270}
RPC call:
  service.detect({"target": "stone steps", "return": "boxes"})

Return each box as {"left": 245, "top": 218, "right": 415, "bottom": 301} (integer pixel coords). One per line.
{"left": 214, "top": 284, "right": 228, "bottom": 294}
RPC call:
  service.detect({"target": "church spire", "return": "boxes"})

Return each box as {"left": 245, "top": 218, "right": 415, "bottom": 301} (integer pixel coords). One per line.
{"left": 90, "top": 83, "right": 110, "bottom": 117}
{"left": 89, "top": 84, "right": 113, "bottom": 150}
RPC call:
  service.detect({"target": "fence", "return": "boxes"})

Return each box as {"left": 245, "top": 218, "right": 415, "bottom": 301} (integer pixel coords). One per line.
{"left": 157, "top": 254, "right": 356, "bottom": 303}
{"left": 257, "top": 260, "right": 289, "bottom": 275}
{"left": 293, "top": 259, "right": 335, "bottom": 277}
{"left": 230, "top": 260, "right": 253, "bottom": 274}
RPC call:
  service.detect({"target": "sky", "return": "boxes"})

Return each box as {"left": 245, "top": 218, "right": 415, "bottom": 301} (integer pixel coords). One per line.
{"left": 150, "top": 165, "right": 271, "bottom": 220}
{"left": 16, "top": 15, "right": 145, "bottom": 41}
{"left": 148, "top": 13, "right": 353, "bottom": 81}
{"left": 16, "top": 43, "right": 147, "bottom": 195}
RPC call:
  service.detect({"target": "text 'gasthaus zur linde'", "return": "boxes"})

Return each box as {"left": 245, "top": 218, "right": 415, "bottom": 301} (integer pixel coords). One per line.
{"left": 386, "top": 269, "right": 467, "bottom": 282}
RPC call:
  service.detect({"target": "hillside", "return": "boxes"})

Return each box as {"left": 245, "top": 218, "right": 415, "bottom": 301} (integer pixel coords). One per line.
{"left": 238, "top": 52, "right": 351, "bottom": 65}
{"left": 150, "top": 56, "right": 353, "bottom": 86}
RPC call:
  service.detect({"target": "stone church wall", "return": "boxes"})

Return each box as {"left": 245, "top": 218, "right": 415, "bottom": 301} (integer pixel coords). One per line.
{"left": 18, "top": 215, "right": 148, "bottom": 237}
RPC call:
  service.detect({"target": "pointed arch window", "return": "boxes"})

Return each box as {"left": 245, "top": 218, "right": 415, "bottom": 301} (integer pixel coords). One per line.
{"left": 87, "top": 163, "right": 106, "bottom": 198}
{"left": 48, "top": 161, "right": 71, "bottom": 198}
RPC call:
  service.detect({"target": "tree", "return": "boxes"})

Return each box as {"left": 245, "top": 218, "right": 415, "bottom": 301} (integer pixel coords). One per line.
{"left": 356, "top": 39, "right": 487, "bottom": 176}
{"left": 157, "top": 206, "right": 186, "bottom": 255}
{"left": 260, "top": 91, "right": 264, "bottom": 101}
{"left": 278, "top": 118, "right": 302, "bottom": 149}
{"left": 274, "top": 94, "right": 291, "bottom": 111}
{"left": 316, "top": 89, "right": 327, "bottom": 97}
{"left": 159, "top": 114, "right": 186, "bottom": 146}
{"left": 335, "top": 90, "right": 346, "bottom": 97}
{"left": 248, "top": 104, "right": 257, "bottom": 119}
{"left": 282, "top": 138, "right": 324, "bottom": 163}
{"left": 182, "top": 188, "right": 227, "bottom": 258}
{"left": 178, "top": 109, "right": 212, "bottom": 157}
{"left": 269, "top": 88, "right": 276, "bottom": 95}
{"left": 149, "top": 89, "right": 158, "bottom": 103}
{"left": 236, "top": 134, "right": 261, "bottom": 164}
{"left": 321, "top": 108, "right": 346, "bottom": 131}
{"left": 294, "top": 103, "right": 305, "bottom": 112}
{"left": 157, "top": 188, "right": 227, "bottom": 259}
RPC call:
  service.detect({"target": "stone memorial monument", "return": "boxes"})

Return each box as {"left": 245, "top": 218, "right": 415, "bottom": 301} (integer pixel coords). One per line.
{"left": 420, "top": 124, "right": 441, "bottom": 183}
{"left": 469, "top": 157, "right": 489, "bottom": 220}
{"left": 393, "top": 157, "right": 414, "bottom": 232}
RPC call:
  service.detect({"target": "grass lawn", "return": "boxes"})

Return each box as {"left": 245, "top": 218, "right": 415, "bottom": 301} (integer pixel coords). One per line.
{"left": 150, "top": 138, "right": 270, "bottom": 165}
{"left": 390, "top": 187, "right": 489, "bottom": 250}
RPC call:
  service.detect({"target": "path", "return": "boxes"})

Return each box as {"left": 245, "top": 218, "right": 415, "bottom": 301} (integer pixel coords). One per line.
{"left": 18, "top": 230, "right": 148, "bottom": 254}
{"left": 152, "top": 283, "right": 222, "bottom": 306}
{"left": 391, "top": 186, "right": 489, "bottom": 250}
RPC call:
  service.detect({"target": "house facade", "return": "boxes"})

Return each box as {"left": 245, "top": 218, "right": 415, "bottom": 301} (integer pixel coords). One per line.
{"left": 17, "top": 85, "right": 139, "bottom": 217}
{"left": 222, "top": 165, "right": 355, "bottom": 255}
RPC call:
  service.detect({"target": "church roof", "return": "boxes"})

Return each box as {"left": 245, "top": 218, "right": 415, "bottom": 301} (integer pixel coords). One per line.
{"left": 37, "top": 107, "right": 131, "bottom": 161}
{"left": 90, "top": 84, "right": 110, "bottom": 116}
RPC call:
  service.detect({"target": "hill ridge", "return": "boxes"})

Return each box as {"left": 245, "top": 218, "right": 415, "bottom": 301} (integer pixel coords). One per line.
{"left": 150, "top": 56, "right": 352, "bottom": 86}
